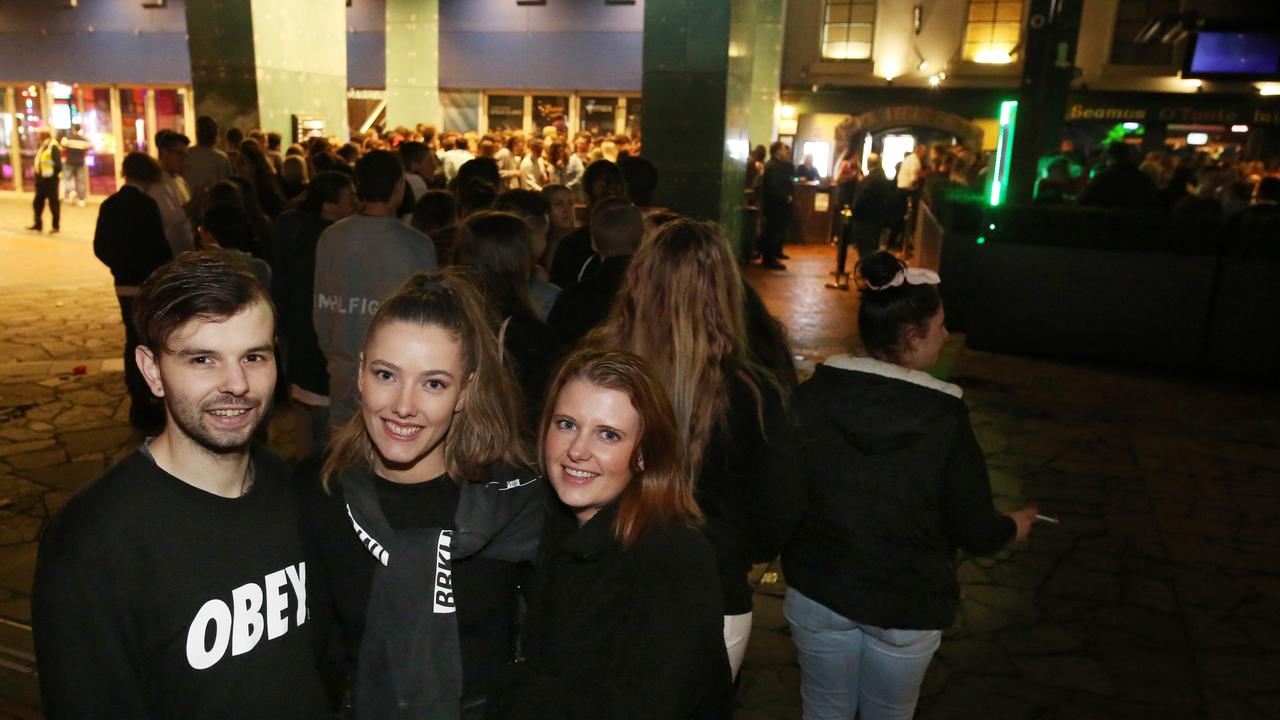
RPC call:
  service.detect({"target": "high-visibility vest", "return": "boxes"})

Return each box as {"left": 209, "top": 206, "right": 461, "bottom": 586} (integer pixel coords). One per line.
{"left": 36, "top": 141, "right": 59, "bottom": 178}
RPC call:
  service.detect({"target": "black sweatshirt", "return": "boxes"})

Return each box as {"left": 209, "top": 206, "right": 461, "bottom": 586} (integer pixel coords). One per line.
{"left": 698, "top": 370, "right": 798, "bottom": 615}
{"left": 491, "top": 500, "right": 732, "bottom": 720}
{"left": 778, "top": 356, "right": 1016, "bottom": 630}
{"left": 92, "top": 184, "right": 173, "bottom": 289}
{"left": 33, "top": 444, "right": 327, "bottom": 720}
{"left": 300, "top": 462, "right": 542, "bottom": 719}
{"left": 301, "top": 468, "right": 531, "bottom": 708}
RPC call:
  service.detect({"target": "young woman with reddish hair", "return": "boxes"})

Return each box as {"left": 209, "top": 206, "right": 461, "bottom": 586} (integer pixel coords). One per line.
{"left": 493, "top": 349, "right": 732, "bottom": 719}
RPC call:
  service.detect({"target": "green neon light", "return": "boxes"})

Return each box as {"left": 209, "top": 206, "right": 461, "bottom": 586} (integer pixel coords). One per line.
{"left": 989, "top": 100, "right": 1019, "bottom": 206}
{"left": 976, "top": 236, "right": 986, "bottom": 245}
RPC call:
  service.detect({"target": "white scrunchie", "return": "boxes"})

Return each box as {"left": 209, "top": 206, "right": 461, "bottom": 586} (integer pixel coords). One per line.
{"left": 866, "top": 266, "right": 941, "bottom": 291}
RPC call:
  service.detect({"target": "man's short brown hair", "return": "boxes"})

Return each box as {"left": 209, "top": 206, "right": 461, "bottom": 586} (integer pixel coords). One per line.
{"left": 132, "top": 252, "right": 274, "bottom": 352}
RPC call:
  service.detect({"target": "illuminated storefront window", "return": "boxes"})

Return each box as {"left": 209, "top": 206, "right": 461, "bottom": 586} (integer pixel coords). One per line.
{"left": 821, "top": 0, "right": 875, "bottom": 60}
{"left": 964, "top": 0, "right": 1024, "bottom": 64}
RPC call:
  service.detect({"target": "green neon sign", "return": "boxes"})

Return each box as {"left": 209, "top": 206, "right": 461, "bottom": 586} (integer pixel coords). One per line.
{"left": 988, "top": 100, "right": 1018, "bottom": 206}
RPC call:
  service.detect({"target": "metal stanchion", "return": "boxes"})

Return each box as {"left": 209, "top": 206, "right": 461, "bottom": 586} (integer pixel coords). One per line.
{"left": 826, "top": 207, "right": 853, "bottom": 291}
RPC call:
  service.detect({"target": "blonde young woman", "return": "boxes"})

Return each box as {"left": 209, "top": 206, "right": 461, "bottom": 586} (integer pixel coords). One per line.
{"left": 299, "top": 269, "right": 542, "bottom": 720}
{"left": 587, "top": 219, "right": 798, "bottom": 678}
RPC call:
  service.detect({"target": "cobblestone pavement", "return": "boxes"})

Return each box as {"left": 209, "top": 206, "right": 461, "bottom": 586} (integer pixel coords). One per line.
{"left": 1, "top": 206, "right": 1278, "bottom": 717}
{"left": 739, "top": 245, "right": 1280, "bottom": 719}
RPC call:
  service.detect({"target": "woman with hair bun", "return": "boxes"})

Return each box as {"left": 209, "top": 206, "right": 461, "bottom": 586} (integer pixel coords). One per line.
{"left": 492, "top": 349, "right": 732, "bottom": 719}
{"left": 299, "top": 268, "right": 543, "bottom": 720}
{"left": 776, "top": 252, "right": 1039, "bottom": 720}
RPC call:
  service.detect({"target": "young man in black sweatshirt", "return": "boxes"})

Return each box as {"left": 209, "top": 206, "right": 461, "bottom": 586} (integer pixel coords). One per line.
{"left": 33, "top": 253, "right": 328, "bottom": 719}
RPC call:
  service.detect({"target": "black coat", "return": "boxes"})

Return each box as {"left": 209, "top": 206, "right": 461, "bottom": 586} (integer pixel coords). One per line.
{"left": 492, "top": 501, "right": 732, "bottom": 720}
{"left": 851, "top": 168, "right": 895, "bottom": 225}
{"left": 547, "top": 226, "right": 595, "bottom": 290}
{"left": 93, "top": 185, "right": 173, "bottom": 288}
{"left": 545, "top": 255, "right": 630, "bottom": 352}
{"left": 761, "top": 159, "right": 795, "bottom": 217}
{"left": 778, "top": 356, "right": 1015, "bottom": 630}
{"left": 698, "top": 370, "right": 798, "bottom": 616}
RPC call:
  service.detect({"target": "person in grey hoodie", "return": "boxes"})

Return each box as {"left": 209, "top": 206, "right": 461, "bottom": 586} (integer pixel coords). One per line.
{"left": 314, "top": 150, "right": 438, "bottom": 431}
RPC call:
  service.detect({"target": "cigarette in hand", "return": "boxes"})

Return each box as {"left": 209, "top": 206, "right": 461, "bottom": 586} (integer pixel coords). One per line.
{"left": 1035, "top": 514, "right": 1060, "bottom": 524}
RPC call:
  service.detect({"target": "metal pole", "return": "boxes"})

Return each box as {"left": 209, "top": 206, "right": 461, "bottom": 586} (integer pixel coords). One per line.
{"left": 5, "top": 88, "right": 19, "bottom": 193}
{"left": 110, "top": 85, "right": 124, "bottom": 193}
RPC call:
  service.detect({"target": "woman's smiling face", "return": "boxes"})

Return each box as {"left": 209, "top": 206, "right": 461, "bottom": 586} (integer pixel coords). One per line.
{"left": 544, "top": 378, "right": 641, "bottom": 525}
{"left": 358, "top": 321, "right": 467, "bottom": 483}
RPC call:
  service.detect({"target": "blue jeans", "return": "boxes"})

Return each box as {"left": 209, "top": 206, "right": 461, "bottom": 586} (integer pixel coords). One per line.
{"left": 784, "top": 589, "right": 941, "bottom": 720}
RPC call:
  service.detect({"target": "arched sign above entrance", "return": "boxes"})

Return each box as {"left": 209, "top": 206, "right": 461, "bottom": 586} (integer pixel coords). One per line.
{"left": 834, "top": 106, "right": 985, "bottom": 154}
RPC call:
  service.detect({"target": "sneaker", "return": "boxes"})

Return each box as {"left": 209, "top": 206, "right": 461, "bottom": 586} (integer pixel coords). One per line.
{"left": 762, "top": 260, "right": 787, "bottom": 270}
{"left": 77, "top": 200, "right": 86, "bottom": 208}
{"left": 778, "top": 252, "right": 791, "bottom": 260}
{"left": 25, "top": 224, "right": 41, "bottom": 231}
{"left": 49, "top": 227, "right": 60, "bottom": 234}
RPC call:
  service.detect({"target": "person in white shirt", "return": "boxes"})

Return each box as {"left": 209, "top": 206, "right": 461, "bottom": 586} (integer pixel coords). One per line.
{"left": 889, "top": 144, "right": 929, "bottom": 250}
{"left": 441, "top": 135, "right": 475, "bottom": 183}
{"left": 520, "top": 138, "right": 550, "bottom": 191}
{"left": 495, "top": 135, "right": 525, "bottom": 190}
{"left": 897, "top": 144, "right": 927, "bottom": 190}
{"left": 151, "top": 130, "right": 195, "bottom": 256}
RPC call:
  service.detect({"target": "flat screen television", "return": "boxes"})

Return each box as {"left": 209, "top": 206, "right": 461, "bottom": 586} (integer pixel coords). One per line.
{"left": 1182, "top": 30, "right": 1280, "bottom": 80}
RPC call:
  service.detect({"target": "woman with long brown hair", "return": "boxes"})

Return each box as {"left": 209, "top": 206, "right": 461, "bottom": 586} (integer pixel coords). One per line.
{"left": 452, "top": 210, "right": 560, "bottom": 430}
{"left": 492, "top": 349, "right": 732, "bottom": 719}
{"left": 586, "top": 219, "right": 797, "bottom": 679}
{"left": 299, "top": 268, "right": 543, "bottom": 720}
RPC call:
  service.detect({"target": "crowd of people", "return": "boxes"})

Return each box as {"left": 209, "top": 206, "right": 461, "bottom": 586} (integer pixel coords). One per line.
{"left": 1035, "top": 140, "right": 1280, "bottom": 225}
{"left": 31, "top": 115, "right": 1038, "bottom": 720}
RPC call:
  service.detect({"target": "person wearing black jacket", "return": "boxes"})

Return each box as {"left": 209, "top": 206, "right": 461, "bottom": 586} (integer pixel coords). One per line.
{"left": 451, "top": 212, "right": 561, "bottom": 433}
{"left": 302, "top": 270, "right": 542, "bottom": 720}
{"left": 846, "top": 153, "right": 895, "bottom": 271}
{"left": 759, "top": 141, "right": 795, "bottom": 270}
{"left": 275, "top": 172, "right": 358, "bottom": 457}
{"left": 491, "top": 349, "right": 732, "bottom": 720}
{"left": 777, "top": 252, "right": 1038, "bottom": 720}
{"left": 92, "top": 151, "right": 173, "bottom": 430}
{"left": 33, "top": 253, "right": 328, "bottom": 719}
{"left": 546, "top": 198, "right": 641, "bottom": 352}
{"left": 586, "top": 220, "right": 798, "bottom": 680}
{"left": 548, "top": 160, "right": 627, "bottom": 289}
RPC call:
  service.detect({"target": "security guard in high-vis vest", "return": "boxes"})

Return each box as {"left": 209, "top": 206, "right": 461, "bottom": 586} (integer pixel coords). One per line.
{"left": 28, "top": 127, "right": 62, "bottom": 233}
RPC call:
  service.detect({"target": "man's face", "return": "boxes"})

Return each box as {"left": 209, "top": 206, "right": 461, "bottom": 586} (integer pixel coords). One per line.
{"left": 322, "top": 185, "right": 359, "bottom": 222}
{"left": 138, "top": 301, "right": 276, "bottom": 455}
{"left": 159, "top": 144, "right": 189, "bottom": 175}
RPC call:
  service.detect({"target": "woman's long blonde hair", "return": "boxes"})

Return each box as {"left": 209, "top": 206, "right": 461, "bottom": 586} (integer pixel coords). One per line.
{"left": 587, "top": 219, "right": 768, "bottom": 479}
{"left": 322, "top": 268, "right": 530, "bottom": 490}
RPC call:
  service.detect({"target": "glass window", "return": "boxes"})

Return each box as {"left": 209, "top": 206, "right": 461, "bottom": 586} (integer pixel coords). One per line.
{"left": 821, "top": 0, "right": 875, "bottom": 60}
{"left": 78, "top": 86, "right": 117, "bottom": 196}
{"left": 16, "top": 84, "right": 46, "bottom": 192}
{"left": 964, "top": 0, "right": 1024, "bottom": 64}
{"left": 625, "top": 98, "right": 642, "bottom": 137}
{"left": 119, "top": 88, "right": 149, "bottom": 154}
{"left": 486, "top": 94, "right": 525, "bottom": 132}
{"left": 441, "top": 90, "right": 480, "bottom": 133}
{"left": 579, "top": 96, "right": 618, "bottom": 135}
{"left": 0, "top": 89, "right": 15, "bottom": 191}
{"left": 1110, "top": 0, "right": 1179, "bottom": 65}
{"left": 532, "top": 95, "right": 569, "bottom": 135}
{"left": 154, "top": 88, "right": 185, "bottom": 135}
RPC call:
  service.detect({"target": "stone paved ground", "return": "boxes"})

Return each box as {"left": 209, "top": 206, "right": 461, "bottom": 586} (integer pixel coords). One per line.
{"left": 0, "top": 203, "right": 1278, "bottom": 718}
{"left": 737, "top": 246, "right": 1280, "bottom": 719}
